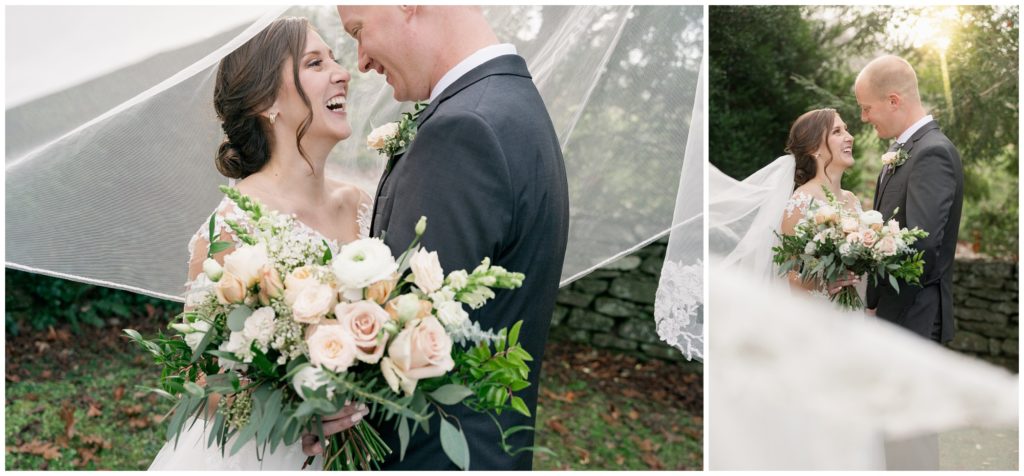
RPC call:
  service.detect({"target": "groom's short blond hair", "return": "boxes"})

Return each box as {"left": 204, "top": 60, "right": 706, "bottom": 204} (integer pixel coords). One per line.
{"left": 856, "top": 55, "right": 921, "bottom": 104}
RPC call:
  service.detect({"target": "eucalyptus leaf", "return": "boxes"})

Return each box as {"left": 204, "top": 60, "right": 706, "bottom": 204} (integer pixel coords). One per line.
{"left": 189, "top": 327, "right": 217, "bottom": 364}
{"left": 227, "top": 305, "right": 253, "bottom": 333}
{"left": 429, "top": 384, "right": 474, "bottom": 406}
{"left": 439, "top": 418, "right": 470, "bottom": 470}
{"left": 184, "top": 381, "right": 205, "bottom": 398}
{"left": 398, "top": 416, "right": 410, "bottom": 461}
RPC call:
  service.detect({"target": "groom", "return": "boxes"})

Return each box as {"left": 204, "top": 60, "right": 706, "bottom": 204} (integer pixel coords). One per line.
{"left": 855, "top": 55, "right": 963, "bottom": 345}
{"left": 332, "top": 6, "right": 570, "bottom": 470}
{"left": 855, "top": 55, "right": 963, "bottom": 470}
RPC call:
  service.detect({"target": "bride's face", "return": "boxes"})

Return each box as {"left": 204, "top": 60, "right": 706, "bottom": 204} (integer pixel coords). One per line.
{"left": 276, "top": 30, "right": 352, "bottom": 143}
{"left": 816, "top": 115, "right": 854, "bottom": 169}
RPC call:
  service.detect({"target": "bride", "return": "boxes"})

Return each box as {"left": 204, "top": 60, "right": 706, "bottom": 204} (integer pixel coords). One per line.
{"left": 149, "top": 17, "right": 370, "bottom": 470}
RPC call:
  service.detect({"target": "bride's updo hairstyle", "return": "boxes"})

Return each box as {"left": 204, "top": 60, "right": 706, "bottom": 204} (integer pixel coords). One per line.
{"left": 214, "top": 17, "right": 315, "bottom": 179}
{"left": 785, "top": 108, "right": 837, "bottom": 189}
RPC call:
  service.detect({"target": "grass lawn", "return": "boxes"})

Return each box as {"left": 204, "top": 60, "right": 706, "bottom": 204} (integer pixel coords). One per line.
{"left": 5, "top": 310, "right": 702, "bottom": 470}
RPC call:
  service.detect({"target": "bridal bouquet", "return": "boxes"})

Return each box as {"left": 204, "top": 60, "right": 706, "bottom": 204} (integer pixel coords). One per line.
{"left": 772, "top": 187, "right": 928, "bottom": 310}
{"left": 126, "top": 186, "right": 537, "bottom": 470}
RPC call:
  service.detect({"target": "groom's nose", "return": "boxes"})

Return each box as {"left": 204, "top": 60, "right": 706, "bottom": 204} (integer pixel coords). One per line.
{"left": 357, "top": 45, "right": 372, "bottom": 74}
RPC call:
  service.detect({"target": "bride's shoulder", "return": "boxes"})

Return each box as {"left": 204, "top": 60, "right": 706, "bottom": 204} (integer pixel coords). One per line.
{"left": 326, "top": 179, "right": 372, "bottom": 210}
{"left": 784, "top": 186, "right": 818, "bottom": 217}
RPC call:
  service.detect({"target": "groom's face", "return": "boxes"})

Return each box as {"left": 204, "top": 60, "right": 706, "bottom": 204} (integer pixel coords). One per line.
{"left": 338, "top": 6, "right": 430, "bottom": 102}
{"left": 854, "top": 81, "right": 898, "bottom": 139}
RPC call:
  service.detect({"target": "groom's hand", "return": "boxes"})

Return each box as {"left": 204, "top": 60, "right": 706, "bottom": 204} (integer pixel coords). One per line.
{"left": 301, "top": 402, "right": 370, "bottom": 456}
{"left": 865, "top": 308, "right": 877, "bottom": 317}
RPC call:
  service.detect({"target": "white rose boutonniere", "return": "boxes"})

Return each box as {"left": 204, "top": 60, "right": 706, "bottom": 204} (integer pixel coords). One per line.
{"left": 881, "top": 146, "right": 910, "bottom": 175}
{"left": 367, "top": 102, "right": 428, "bottom": 171}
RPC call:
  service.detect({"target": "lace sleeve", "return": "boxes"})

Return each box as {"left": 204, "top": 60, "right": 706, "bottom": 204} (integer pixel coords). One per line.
{"left": 783, "top": 191, "right": 814, "bottom": 219}
{"left": 185, "top": 197, "right": 252, "bottom": 289}
{"left": 654, "top": 259, "right": 703, "bottom": 359}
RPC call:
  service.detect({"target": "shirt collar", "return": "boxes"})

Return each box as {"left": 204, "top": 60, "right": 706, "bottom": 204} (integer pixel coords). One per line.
{"left": 428, "top": 43, "right": 518, "bottom": 103}
{"left": 896, "top": 114, "right": 934, "bottom": 145}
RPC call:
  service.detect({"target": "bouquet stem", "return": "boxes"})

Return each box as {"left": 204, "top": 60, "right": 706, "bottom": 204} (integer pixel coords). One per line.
{"left": 832, "top": 285, "right": 864, "bottom": 311}
{"left": 318, "top": 420, "right": 391, "bottom": 470}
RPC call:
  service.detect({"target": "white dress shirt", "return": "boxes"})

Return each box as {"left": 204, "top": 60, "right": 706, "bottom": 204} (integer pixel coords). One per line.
{"left": 428, "top": 43, "right": 518, "bottom": 103}
{"left": 896, "top": 114, "right": 934, "bottom": 145}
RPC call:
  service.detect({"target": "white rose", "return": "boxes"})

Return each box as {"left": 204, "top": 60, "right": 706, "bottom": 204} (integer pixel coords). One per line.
{"left": 367, "top": 122, "right": 400, "bottom": 150}
{"left": 409, "top": 249, "right": 444, "bottom": 294}
{"left": 203, "top": 258, "right": 224, "bottom": 282}
{"left": 881, "top": 151, "right": 898, "bottom": 166}
{"left": 435, "top": 301, "right": 469, "bottom": 329}
{"left": 292, "top": 365, "right": 335, "bottom": 400}
{"left": 307, "top": 324, "right": 358, "bottom": 373}
{"left": 184, "top": 320, "right": 212, "bottom": 352}
{"left": 804, "top": 242, "right": 817, "bottom": 255}
{"left": 380, "top": 357, "right": 417, "bottom": 396}
{"left": 840, "top": 217, "right": 860, "bottom": 234}
{"left": 284, "top": 266, "right": 319, "bottom": 306}
{"left": 291, "top": 283, "right": 337, "bottom": 325}
{"left": 860, "top": 210, "right": 884, "bottom": 231}
{"left": 222, "top": 243, "right": 270, "bottom": 287}
{"left": 446, "top": 270, "right": 469, "bottom": 290}
{"left": 242, "top": 307, "right": 276, "bottom": 348}
{"left": 814, "top": 205, "right": 838, "bottom": 225}
{"left": 332, "top": 238, "right": 398, "bottom": 290}
{"left": 839, "top": 243, "right": 852, "bottom": 256}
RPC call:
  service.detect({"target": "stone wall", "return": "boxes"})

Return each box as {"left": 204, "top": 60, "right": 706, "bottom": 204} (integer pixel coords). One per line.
{"left": 946, "top": 260, "right": 1019, "bottom": 371}
{"left": 550, "top": 238, "right": 701, "bottom": 371}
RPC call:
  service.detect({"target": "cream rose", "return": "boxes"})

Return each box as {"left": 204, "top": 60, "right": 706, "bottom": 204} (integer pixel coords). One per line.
{"left": 292, "top": 365, "right": 335, "bottom": 400}
{"left": 845, "top": 231, "right": 863, "bottom": 244}
{"left": 860, "top": 210, "right": 884, "bottom": 232}
{"left": 387, "top": 317, "right": 454, "bottom": 390}
{"left": 881, "top": 151, "right": 898, "bottom": 166}
{"left": 887, "top": 219, "right": 901, "bottom": 236}
{"left": 336, "top": 301, "right": 391, "bottom": 364}
{"left": 307, "top": 323, "right": 358, "bottom": 373}
{"left": 365, "top": 274, "right": 399, "bottom": 305}
{"left": 367, "top": 122, "right": 399, "bottom": 150}
{"left": 332, "top": 238, "right": 399, "bottom": 290}
{"left": 875, "top": 235, "right": 898, "bottom": 257}
{"left": 215, "top": 272, "right": 247, "bottom": 305}
{"left": 840, "top": 217, "right": 860, "bottom": 234}
{"left": 291, "top": 283, "right": 337, "bottom": 325}
{"left": 284, "top": 266, "right": 319, "bottom": 305}
{"left": 409, "top": 249, "right": 444, "bottom": 294}
{"left": 222, "top": 243, "right": 269, "bottom": 286}
{"left": 258, "top": 266, "right": 286, "bottom": 306}
{"left": 380, "top": 357, "right": 417, "bottom": 396}
{"left": 814, "top": 205, "right": 838, "bottom": 225}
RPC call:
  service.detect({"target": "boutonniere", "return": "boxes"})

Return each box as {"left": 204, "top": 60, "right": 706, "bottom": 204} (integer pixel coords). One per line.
{"left": 880, "top": 146, "right": 910, "bottom": 175}
{"left": 366, "top": 102, "right": 428, "bottom": 167}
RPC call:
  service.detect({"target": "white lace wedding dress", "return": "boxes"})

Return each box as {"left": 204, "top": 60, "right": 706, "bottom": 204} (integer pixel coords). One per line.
{"left": 148, "top": 195, "right": 371, "bottom": 471}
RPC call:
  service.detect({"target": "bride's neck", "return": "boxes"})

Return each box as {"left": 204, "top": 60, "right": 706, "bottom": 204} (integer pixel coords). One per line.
{"left": 250, "top": 140, "right": 335, "bottom": 204}
{"left": 807, "top": 171, "right": 844, "bottom": 196}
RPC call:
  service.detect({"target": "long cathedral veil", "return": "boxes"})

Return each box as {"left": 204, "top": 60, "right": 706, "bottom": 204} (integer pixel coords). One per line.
{"left": 5, "top": 6, "right": 704, "bottom": 359}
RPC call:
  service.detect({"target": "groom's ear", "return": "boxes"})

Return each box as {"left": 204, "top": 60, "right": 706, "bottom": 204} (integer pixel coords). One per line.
{"left": 887, "top": 93, "right": 902, "bottom": 109}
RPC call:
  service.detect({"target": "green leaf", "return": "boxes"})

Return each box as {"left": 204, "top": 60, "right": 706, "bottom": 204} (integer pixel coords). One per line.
{"left": 227, "top": 305, "right": 253, "bottom": 333}
{"left": 123, "top": 329, "right": 143, "bottom": 341}
{"left": 204, "top": 373, "right": 239, "bottom": 393}
{"left": 508, "top": 320, "right": 522, "bottom": 347}
{"left": 136, "top": 385, "right": 176, "bottom": 401}
{"left": 208, "top": 241, "right": 232, "bottom": 255}
{"left": 207, "top": 213, "right": 218, "bottom": 258}
{"left": 429, "top": 384, "right": 475, "bottom": 406}
{"left": 398, "top": 416, "right": 410, "bottom": 461}
{"left": 889, "top": 274, "right": 900, "bottom": 293}
{"left": 510, "top": 396, "right": 530, "bottom": 417}
{"left": 321, "top": 240, "right": 333, "bottom": 265}
{"left": 184, "top": 381, "right": 205, "bottom": 398}
{"left": 439, "top": 418, "right": 470, "bottom": 470}
{"left": 189, "top": 328, "right": 217, "bottom": 364}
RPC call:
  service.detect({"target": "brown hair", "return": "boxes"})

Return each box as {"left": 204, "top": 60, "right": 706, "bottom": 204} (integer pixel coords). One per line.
{"left": 213, "top": 17, "right": 316, "bottom": 179}
{"left": 785, "top": 108, "right": 837, "bottom": 189}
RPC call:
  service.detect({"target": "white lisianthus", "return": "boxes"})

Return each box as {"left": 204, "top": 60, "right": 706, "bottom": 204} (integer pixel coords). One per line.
{"left": 367, "top": 122, "right": 399, "bottom": 150}
{"left": 332, "top": 238, "right": 398, "bottom": 290}
{"left": 222, "top": 243, "right": 270, "bottom": 286}
{"left": 860, "top": 210, "right": 884, "bottom": 231}
{"left": 838, "top": 243, "right": 852, "bottom": 256}
{"left": 291, "top": 283, "right": 337, "bottom": 325}
{"left": 292, "top": 365, "right": 335, "bottom": 401}
{"left": 184, "top": 320, "right": 212, "bottom": 352}
{"left": 804, "top": 242, "right": 817, "bottom": 255}
{"left": 307, "top": 324, "right": 358, "bottom": 373}
{"left": 446, "top": 270, "right": 469, "bottom": 291}
{"left": 436, "top": 301, "right": 470, "bottom": 329}
{"left": 409, "top": 249, "right": 444, "bottom": 294}
{"left": 203, "top": 258, "right": 224, "bottom": 282}
{"left": 242, "top": 307, "right": 276, "bottom": 348}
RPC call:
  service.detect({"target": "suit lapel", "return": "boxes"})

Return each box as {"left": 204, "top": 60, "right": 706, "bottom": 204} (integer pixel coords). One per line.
{"left": 873, "top": 121, "right": 940, "bottom": 210}
{"left": 371, "top": 55, "right": 531, "bottom": 236}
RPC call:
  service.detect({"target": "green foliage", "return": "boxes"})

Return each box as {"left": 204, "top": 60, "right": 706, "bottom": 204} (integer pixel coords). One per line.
{"left": 4, "top": 269, "right": 179, "bottom": 336}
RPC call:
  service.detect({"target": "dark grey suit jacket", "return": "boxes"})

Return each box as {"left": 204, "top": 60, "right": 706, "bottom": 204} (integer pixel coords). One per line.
{"left": 371, "top": 54, "right": 570, "bottom": 470}
{"left": 866, "top": 120, "right": 963, "bottom": 343}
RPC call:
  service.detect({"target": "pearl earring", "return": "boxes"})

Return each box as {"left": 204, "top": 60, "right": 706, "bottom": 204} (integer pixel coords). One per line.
{"left": 269, "top": 112, "right": 277, "bottom": 125}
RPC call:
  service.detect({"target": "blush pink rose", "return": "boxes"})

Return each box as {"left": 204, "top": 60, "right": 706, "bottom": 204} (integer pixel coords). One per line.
{"left": 861, "top": 229, "right": 878, "bottom": 247}
{"left": 335, "top": 301, "right": 391, "bottom": 364}
{"left": 387, "top": 317, "right": 455, "bottom": 390}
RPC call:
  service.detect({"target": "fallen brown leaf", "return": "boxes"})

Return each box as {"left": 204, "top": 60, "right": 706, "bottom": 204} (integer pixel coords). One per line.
{"left": 627, "top": 408, "right": 640, "bottom": 420}
{"left": 40, "top": 370, "right": 52, "bottom": 379}
{"left": 34, "top": 341, "right": 51, "bottom": 353}
{"left": 545, "top": 418, "right": 569, "bottom": 436}
{"left": 60, "top": 400, "right": 77, "bottom": 439}
{"left": 615, "top": 455, "right": 626, "bottom": 466}
{"left": 641, "top": 452, "right": 664, "bottom": 470}
{"left": 87, "top": 404, "right": 102, "bottom": 418}
{"left": 128, "top": 417, "right": 150, "bottom": 429}
{"left": 80, "top": 435, "right": 112, "bottom": 449}
{"left": 571, "top": 445, "right": 591, "bottom": 465}
{"left": 8, "top": 440, "right": 62, "bottom": 460}
{"left": 122, "top": 404, "right": 143, "bottom": 416}
{"left": 73, "top": 446, "right": 98, "bottom": 468}
{"left": 113, "top": 384, "right": 125, "bottom": 402}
